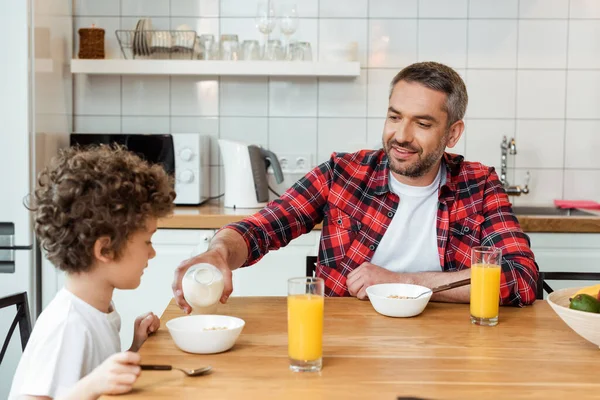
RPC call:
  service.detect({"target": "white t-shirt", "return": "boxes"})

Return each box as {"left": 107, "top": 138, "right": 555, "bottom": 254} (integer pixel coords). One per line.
{"left": 370, "top": 165, "right": 444, "bottom": 273}
{"left": 9, "top": 288, "right": 121, "bottom": 399}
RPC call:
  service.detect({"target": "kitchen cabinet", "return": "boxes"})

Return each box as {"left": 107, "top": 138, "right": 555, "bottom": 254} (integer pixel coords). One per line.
{"left": 528, "top": 233, "right": 600, "bottom": 298}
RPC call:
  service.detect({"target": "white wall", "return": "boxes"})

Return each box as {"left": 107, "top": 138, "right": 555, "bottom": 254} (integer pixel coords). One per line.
{"left": 72, "top": 0, "right": 600, "bottom": 205}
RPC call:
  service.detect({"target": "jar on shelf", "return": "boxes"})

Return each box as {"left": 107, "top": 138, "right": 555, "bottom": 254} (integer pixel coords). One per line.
{"left": 78, "top": 25, "right": 105, "bottom": 59}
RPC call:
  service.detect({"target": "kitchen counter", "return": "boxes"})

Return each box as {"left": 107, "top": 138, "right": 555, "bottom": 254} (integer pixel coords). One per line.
{"left": 158, "top": 200, "right": 600, "bottom": 233}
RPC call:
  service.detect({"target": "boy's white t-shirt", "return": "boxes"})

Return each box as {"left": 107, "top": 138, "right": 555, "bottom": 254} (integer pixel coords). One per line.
{"left": 9, "top": 288, "right": 121, "bottom": 399}
{"left": 370, "top": 164, "right": 444, "bottom": 273}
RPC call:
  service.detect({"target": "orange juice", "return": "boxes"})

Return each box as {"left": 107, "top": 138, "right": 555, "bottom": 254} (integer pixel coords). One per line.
{"left": 470, "top": 263, "right": 501, "bottom": 319}
{"left": 287, "top": 294, "right": 324, "bottom": 361}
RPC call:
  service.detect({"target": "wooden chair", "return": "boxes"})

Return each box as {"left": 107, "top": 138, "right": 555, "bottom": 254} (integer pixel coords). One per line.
{"left": 0, "top": 292, "right": 32, "bottom": 364}
{"left": 536, "top": 272, "right": 600, "bottom": 299}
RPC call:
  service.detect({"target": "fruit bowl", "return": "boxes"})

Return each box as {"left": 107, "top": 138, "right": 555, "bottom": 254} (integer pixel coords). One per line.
{"left": 547, "top": 287, "right": 600, "bottom": 348}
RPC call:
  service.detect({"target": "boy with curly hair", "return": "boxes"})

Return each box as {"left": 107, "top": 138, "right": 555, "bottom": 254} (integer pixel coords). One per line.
{"left": 9, "top": 144, "right": 176, "bottom": 400}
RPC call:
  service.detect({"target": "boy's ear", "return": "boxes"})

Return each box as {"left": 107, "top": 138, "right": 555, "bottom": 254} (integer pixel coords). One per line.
{"left": 93, "top": 236, "right": 114, "bottom": 263}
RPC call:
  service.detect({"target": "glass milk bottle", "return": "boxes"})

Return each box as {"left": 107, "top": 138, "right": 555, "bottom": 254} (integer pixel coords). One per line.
{"left": 182, "top": 263, "right": 225, "bottom": 314}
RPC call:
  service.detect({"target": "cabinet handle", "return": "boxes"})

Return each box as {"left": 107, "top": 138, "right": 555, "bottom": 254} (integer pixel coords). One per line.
{"left": 202, "top": 235, "right": 209, "bottom": 242}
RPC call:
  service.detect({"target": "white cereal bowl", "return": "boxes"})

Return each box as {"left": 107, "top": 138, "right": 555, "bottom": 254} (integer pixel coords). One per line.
{"left": 366, "top": 283, "right": 432, "bottom": 318}
{"left": 166, "top": 315, "right": 245, "bottom": 354}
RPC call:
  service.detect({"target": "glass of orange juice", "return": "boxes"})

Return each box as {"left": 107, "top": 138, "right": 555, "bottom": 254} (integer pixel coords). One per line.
{"left": 287, "top": 277, "right": 324, "bottom": 372}
{"left": 470, "top": 246, "right": 502, "bottom": 326}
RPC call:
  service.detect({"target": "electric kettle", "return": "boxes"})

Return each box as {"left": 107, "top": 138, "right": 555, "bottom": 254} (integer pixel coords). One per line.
{"left": 218, "top": 139, "right": 284, "bottom": 209}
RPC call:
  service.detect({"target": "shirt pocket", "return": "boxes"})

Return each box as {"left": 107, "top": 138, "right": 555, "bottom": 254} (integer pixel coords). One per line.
{"left": 448, "top": 214, "right": 485, "bottom": 270}
{"left": 319, "top": 206, "right": 362, "bottom": 270}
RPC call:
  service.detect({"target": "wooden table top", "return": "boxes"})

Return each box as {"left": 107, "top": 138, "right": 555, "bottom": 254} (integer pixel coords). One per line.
{"left": 104, "top": 297, "right": 600, "bottom": 400}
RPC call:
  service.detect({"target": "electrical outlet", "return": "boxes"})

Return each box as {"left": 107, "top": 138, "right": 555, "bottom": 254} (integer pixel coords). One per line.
{"left": 267, "top": 153, "right": 313, "bottom": 174}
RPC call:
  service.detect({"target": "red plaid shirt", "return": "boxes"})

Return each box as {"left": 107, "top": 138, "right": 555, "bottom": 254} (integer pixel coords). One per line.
{"left": 224, "top": 150, "right": 539, "bottom": 306}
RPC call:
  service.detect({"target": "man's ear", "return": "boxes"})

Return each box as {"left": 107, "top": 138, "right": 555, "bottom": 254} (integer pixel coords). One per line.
{"left": 445, "top": 120, "right": 465, "bottom": 149}
{"left": 93, "top": 236, "right": 114, "bottom": 263}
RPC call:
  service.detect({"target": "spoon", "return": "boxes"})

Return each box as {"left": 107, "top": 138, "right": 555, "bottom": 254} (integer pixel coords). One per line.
{"left": 141, "top": 364, "right": 212, "bottom": 377}
{"left": 413, "top": 278, "right": 471, "bottom": 299}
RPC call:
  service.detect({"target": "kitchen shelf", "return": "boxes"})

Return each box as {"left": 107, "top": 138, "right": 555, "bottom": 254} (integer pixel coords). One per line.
{"left": 70, "top": 59, "right": 360, "bottom": 77}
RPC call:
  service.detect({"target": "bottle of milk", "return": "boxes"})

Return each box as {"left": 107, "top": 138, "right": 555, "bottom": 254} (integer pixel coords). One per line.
{"left": 182, "top": 263, "right": 225, "bottom": 314}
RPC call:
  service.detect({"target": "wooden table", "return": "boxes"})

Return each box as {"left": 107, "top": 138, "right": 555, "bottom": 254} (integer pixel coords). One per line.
{"left": 104, "top": 298, "right": 600, "bottom": 400}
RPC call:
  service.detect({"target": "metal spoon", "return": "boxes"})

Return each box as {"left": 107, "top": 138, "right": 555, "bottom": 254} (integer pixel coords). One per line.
{"left": 413, "top": 278, "right": 472, "bottom": 299}
{"left": 141, "top": 364, "right": 212, "bottom": 377}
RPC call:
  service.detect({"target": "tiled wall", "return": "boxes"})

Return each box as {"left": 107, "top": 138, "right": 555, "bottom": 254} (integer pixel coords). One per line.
{"left": 73, "top": 0, "right": 600, "bottom": 205}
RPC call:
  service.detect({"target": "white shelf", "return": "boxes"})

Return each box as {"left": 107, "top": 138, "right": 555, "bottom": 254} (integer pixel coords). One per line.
{"left": 70, "top": 59, "right": 360, "bottom": 77}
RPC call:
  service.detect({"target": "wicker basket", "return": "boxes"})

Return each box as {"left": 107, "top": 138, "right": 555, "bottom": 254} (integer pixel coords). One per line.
{"left": 78, "top": 26, "right": 105, "bottom": 59}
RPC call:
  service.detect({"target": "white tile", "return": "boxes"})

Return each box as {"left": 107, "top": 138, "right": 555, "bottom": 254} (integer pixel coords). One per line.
{"left": 464, "top": 119, "right": 515, "bottom": 171}
{"left": 467, "top": 20, "right": 517, "bottom": 69}
{"left": 566, "top": 71, "right": 600, "bottom": 119}
{"left": 121, "top": 0, "right": 170, "bottom": 16}
{"left": 121, "top": 17, "right": 170, "bottom": 31}
{"left": 74, "top": 0, "right": 120, "bottom": 16}
{"left": 517, "top": 71, "right": 566, "bottom": 119}
{"left": 518, "top": 20, "right": 568, "bottom": 69}
{"left": 221, "top": 0, "right": 320, "bottom": 18}
{"left": 74, "top": 17, "right": 121, "bottom": 59}
{"left": 512, "top": 169, "right": 564, "bottom": 206}
{"left": 320, "top": 0, "right": 368, "bottom": 18}
{"left": 170, "top": 117, "right": 220, "bottom": 164}
{"left": 269, "top": 78, "right": 317, "bottom": 117}
{"left": 419, "top": 20, "right": 467, "bottom": 69}
{"left": 273, "top": 19, "right": 319, "bottom": 59}
{"left": 368, "top": 19, "right": 418, "bottom": 68}
{"left": 319, "top": 19, "right": 367, "bottom": 64}
{"left": 122, "top": 116, "right": 170, "bottom": 133}
{"left": 369, "top": 0, "right": 418, "bottom": 18}
{"left": 210, "top": 166, "right": 220, "bottom": 196}
{"left": 219, "top": 117, "right": 268, "bottom": 147}
{"left": 219, "top": 17, "right": 262, "bottom": 42}
{"left": 73, "top": 116, "right": 121, "bottom": 133}
{"left": 468, "top": 0, "right": 518, "bottom": 18}
{"left": 122, "top": 76, "right": 170, "bottom": 116}
{"left": 515, "top": 120, "right": 565, "bottom": 168}
{"left": 220, "top": 77, "right": 268, "bottom": 116}
{"left": 169, "top": 17, "right": 219, "bottom": 35}
{"left": 317, "top": 119, "right": 367, "bottom": 162}
{"left": 318, "top": 69, "right": 367, "bottom": 117}
{"left": 570, "top": 0, "right": 600, "bottom": 18}
{"left": 564, "top": 170, "right": 600, "bottom": 201}
{"left": 73, "top": 75, "right": 121, "bottom": 115}
{"left": 519, "top": 0, "right": 569, "bottom": 19}
{"left": 418, "top": 0, "right": 468, "bottom": 18}
{"left": 367, "top": 118, "right": 385, "bottom": 149}
{"left": 568, "top": 21, "right": 600, "bottom": 69}
{"left": 171, "top": 0, "right": 220, "bottom": 17}
{"left": 268, "top": 118, "right": 318, "bottom": 159}
{"left": 170, "top": 77, "right": 219, "bottom": 116}
{"left": 565, "top": 120, "right": 600, "bottom": 169}
{"left": 367, "top": 69, "right": 399, "bottom": 118}
{"left": 465, "top": 70, "right": 516, "bottom": 118}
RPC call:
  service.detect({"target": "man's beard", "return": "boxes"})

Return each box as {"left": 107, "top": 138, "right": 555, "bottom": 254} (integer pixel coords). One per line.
{"left": 383, "top": 135, "right": 448, "bottom": 178}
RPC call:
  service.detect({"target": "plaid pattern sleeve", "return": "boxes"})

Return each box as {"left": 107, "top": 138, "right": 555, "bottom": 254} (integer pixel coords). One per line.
{"left": 480, "top": 168, "right": 539, "bottom": 306}
{"left": 221, "top": 157, "right": 334, "bottom": 267}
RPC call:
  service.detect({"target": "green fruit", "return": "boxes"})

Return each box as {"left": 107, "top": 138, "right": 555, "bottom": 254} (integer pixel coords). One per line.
{"left": 569, "top": 294, "right": 600, "bottom": 313}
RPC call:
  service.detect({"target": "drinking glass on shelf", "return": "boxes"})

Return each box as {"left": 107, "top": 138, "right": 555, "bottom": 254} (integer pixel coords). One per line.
{"left": 241, "top": 40, "right": 261, "bottom": 60}
{"left": 263, "top": 39, "right": 284, "bottom": 61}
{"left": 279, "top": 3, "right": 299, "bottom": 59}
{"left": 198, "top": 34, "right": 216, "bottom": 60}
{"left": 290, "top": 42, "right": 312, "bottom": 61}
{"left": 255, "top": 1, "right": 277, "bottom": 58}
{"left": 219, "top": 34, "right": 239, "bottom": 61}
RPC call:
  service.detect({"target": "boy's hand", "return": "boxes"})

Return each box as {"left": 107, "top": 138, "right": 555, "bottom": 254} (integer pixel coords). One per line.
{"left": 83, "top": 351, "right": 141, "bottom": 398}
{"left": 130, "top": 312, "right": 160, "bottom": 352}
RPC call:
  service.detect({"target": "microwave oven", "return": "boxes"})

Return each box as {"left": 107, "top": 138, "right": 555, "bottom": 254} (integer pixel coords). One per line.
{"left": 69, "top": 133, "right": 210, "bottom": 205}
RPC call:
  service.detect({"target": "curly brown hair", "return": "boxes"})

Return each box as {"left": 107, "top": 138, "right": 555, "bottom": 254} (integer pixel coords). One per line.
{"left": 30, "top": 144, "right": 176, "bottom": 273}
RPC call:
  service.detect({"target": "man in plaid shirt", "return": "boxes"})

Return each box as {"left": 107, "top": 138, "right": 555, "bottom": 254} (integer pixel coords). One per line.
{"left": 173, "top": 62, "right": 538, "bottom": 309}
